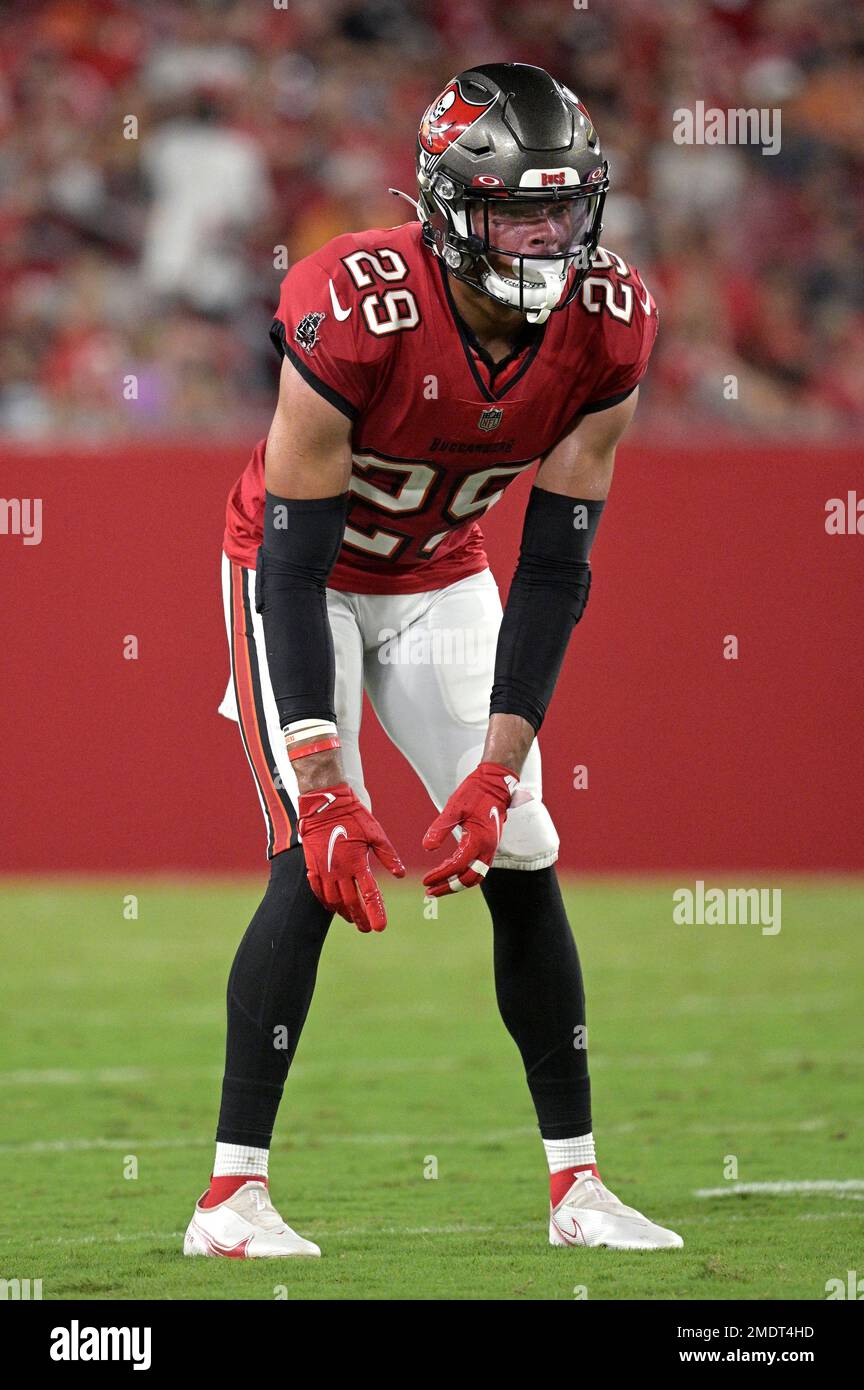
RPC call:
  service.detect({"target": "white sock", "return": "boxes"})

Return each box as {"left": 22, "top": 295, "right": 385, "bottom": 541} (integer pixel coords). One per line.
{"left": 212, "top": 1142, "right": 269, "bottom": 1180}
{"left": 543, "top": 1132, "right": 596, "bottom": 1174}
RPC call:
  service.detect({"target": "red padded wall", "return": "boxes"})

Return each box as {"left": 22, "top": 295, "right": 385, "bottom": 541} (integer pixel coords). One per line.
{"left": 1, "top": 441, "right": 860, "bottom": 872}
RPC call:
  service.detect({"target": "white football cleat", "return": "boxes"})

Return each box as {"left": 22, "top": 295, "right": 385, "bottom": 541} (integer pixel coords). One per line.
{"left": 183, "top": 1180, "right": 321, "bottom": 1258}
{"left": 549, "top": 1171, "right": 683, "bottom": 1250}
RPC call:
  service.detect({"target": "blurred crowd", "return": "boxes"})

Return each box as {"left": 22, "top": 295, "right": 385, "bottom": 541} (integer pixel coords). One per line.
{"left": 1, "top": 0, "right": 862, "bottom": 441}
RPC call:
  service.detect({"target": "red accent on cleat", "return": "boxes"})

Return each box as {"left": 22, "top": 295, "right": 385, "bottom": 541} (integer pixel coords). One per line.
{"left": 195, "top": 1227, "right": 254, "bottom": 1258}
{"left": 550, "top": 1164, "right": 601, "bottom": 1208}
{"left": 200, "top": 1174, "right": 268, "bottom": 1209}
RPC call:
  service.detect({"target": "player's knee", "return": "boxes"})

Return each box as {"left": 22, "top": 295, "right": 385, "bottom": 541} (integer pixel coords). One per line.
{"left": 264, "top": 845, "right": 329, "bottom": 928}
{"left": 268, "top": 843, "right": 305, "bottom": 879}
{"left": 493, "top": 793, "right": 559, "bottom": 870}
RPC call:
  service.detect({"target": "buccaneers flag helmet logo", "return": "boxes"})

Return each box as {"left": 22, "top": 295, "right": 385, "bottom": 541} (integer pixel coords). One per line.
{"left": 419, "top": 79, "right": 496, "bottom": 156}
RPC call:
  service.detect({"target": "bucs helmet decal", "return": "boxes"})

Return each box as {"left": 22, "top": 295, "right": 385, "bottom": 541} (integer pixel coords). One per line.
{"left": 419, "top": 79, "right": 497, "bottom": 160}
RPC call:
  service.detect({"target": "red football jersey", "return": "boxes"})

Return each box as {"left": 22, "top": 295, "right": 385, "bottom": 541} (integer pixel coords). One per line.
{"left": 224, "top": 221, "right": 657, "bottom": 593}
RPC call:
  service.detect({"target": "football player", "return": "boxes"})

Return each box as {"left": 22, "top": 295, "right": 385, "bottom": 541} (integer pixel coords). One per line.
{"left": 184, "top": 63, "right": 682, "bottom": 1258}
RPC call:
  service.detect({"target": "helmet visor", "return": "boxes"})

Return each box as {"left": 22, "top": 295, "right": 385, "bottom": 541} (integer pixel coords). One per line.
{"left": 469, "top": 194, "right": 600, "bottom": 259}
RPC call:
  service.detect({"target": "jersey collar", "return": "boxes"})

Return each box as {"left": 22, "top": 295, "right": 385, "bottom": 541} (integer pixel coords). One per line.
{"left": 435, "top": 259, "right": 549, "bottom": 403}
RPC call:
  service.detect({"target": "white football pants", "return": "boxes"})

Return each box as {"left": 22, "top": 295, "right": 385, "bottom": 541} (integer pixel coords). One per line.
{"left": 219, "top": 554, "right": 559, "bottom": 870}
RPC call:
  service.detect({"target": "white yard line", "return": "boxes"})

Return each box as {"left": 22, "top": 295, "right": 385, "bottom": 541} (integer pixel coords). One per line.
{"left": 20, "top": 1210, "right": 864, "bottom": 1251}
{"left": 1, "top": 1131, "right": 536, "bottom": 1154}
{"left": 0, "top": 1117, "right": 833, "bottom": 1156}
{"left": 0, "top": 1137, "right": 205, "bottom": 1154}
{"left": 2, "top": 1048, "right": 858, "bottom": 1087}
{"left": 0, "top": 1057, "right": 461, "bottom": 1086}
{"left": 0, "top": 1068, "right": 171, "bottom": 1086}
{"left": 683, "top": 1210, "right": 864, "bottom": 1223}
{"left": 26, "top": 1222, "right": 528, "bottom": 1248}
{"left": 695, "top": 1180, "right": 864, "bottom": 1198}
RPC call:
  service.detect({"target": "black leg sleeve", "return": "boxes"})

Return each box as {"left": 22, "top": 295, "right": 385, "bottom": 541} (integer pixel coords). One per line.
{"left": 216, "top": 845, "right": 333, "bottom": 1148}
{"left": 481, "top": 865, "right": 592, "bottom": 1140}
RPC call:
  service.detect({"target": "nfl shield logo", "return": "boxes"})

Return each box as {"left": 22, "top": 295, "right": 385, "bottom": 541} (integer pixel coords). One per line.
{"left": 477, "top": 407, "right": 503, "bottom": 432}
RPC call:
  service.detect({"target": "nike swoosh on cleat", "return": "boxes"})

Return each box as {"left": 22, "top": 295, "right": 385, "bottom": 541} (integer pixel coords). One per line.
{"left": 550, "top": 1212, "right": 585, "bottom": 1245}
{"left": 327, "top": 824, "right": 348, "bottom": 871}
{"left": 329, "top": 279, "right": 352, "bottom": 321}
{"left": 194, "top": 1223, "right": 253, "bottom": 1258}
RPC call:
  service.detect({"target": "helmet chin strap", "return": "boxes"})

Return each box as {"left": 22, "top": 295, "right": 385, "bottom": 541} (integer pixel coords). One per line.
{"left": 480, "top": 256, "right": 568, "bottom": 324}
{"left": 525, "top": 270, "right": 563, "bottom": 325}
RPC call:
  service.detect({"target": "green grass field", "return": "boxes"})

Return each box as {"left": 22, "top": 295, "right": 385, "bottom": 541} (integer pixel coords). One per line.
{"left": 1, "top": 877, "right": 861, "bottom": 1301}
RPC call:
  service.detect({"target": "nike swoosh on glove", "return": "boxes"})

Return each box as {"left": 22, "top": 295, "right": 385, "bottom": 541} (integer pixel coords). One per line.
{"left": 422, "top": 762, "right": 519, "bottom": 898}
{"left": 298, "top": 783, "right": 405, "bottom": 932}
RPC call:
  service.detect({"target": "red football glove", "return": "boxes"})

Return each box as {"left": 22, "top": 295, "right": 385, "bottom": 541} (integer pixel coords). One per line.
{"left": 298, "top": 783, "right": 405, "bottom": 933}
{"left": 422, "top": 762, "right": 519, "bottom": 898}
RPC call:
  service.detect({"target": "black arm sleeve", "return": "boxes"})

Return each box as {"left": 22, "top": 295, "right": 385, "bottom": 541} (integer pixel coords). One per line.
{"left": 254, "top": 490, "right": 350, "bottom": 729}
{"left": 489, "top": 486, "right": 605, "bottom": 733}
